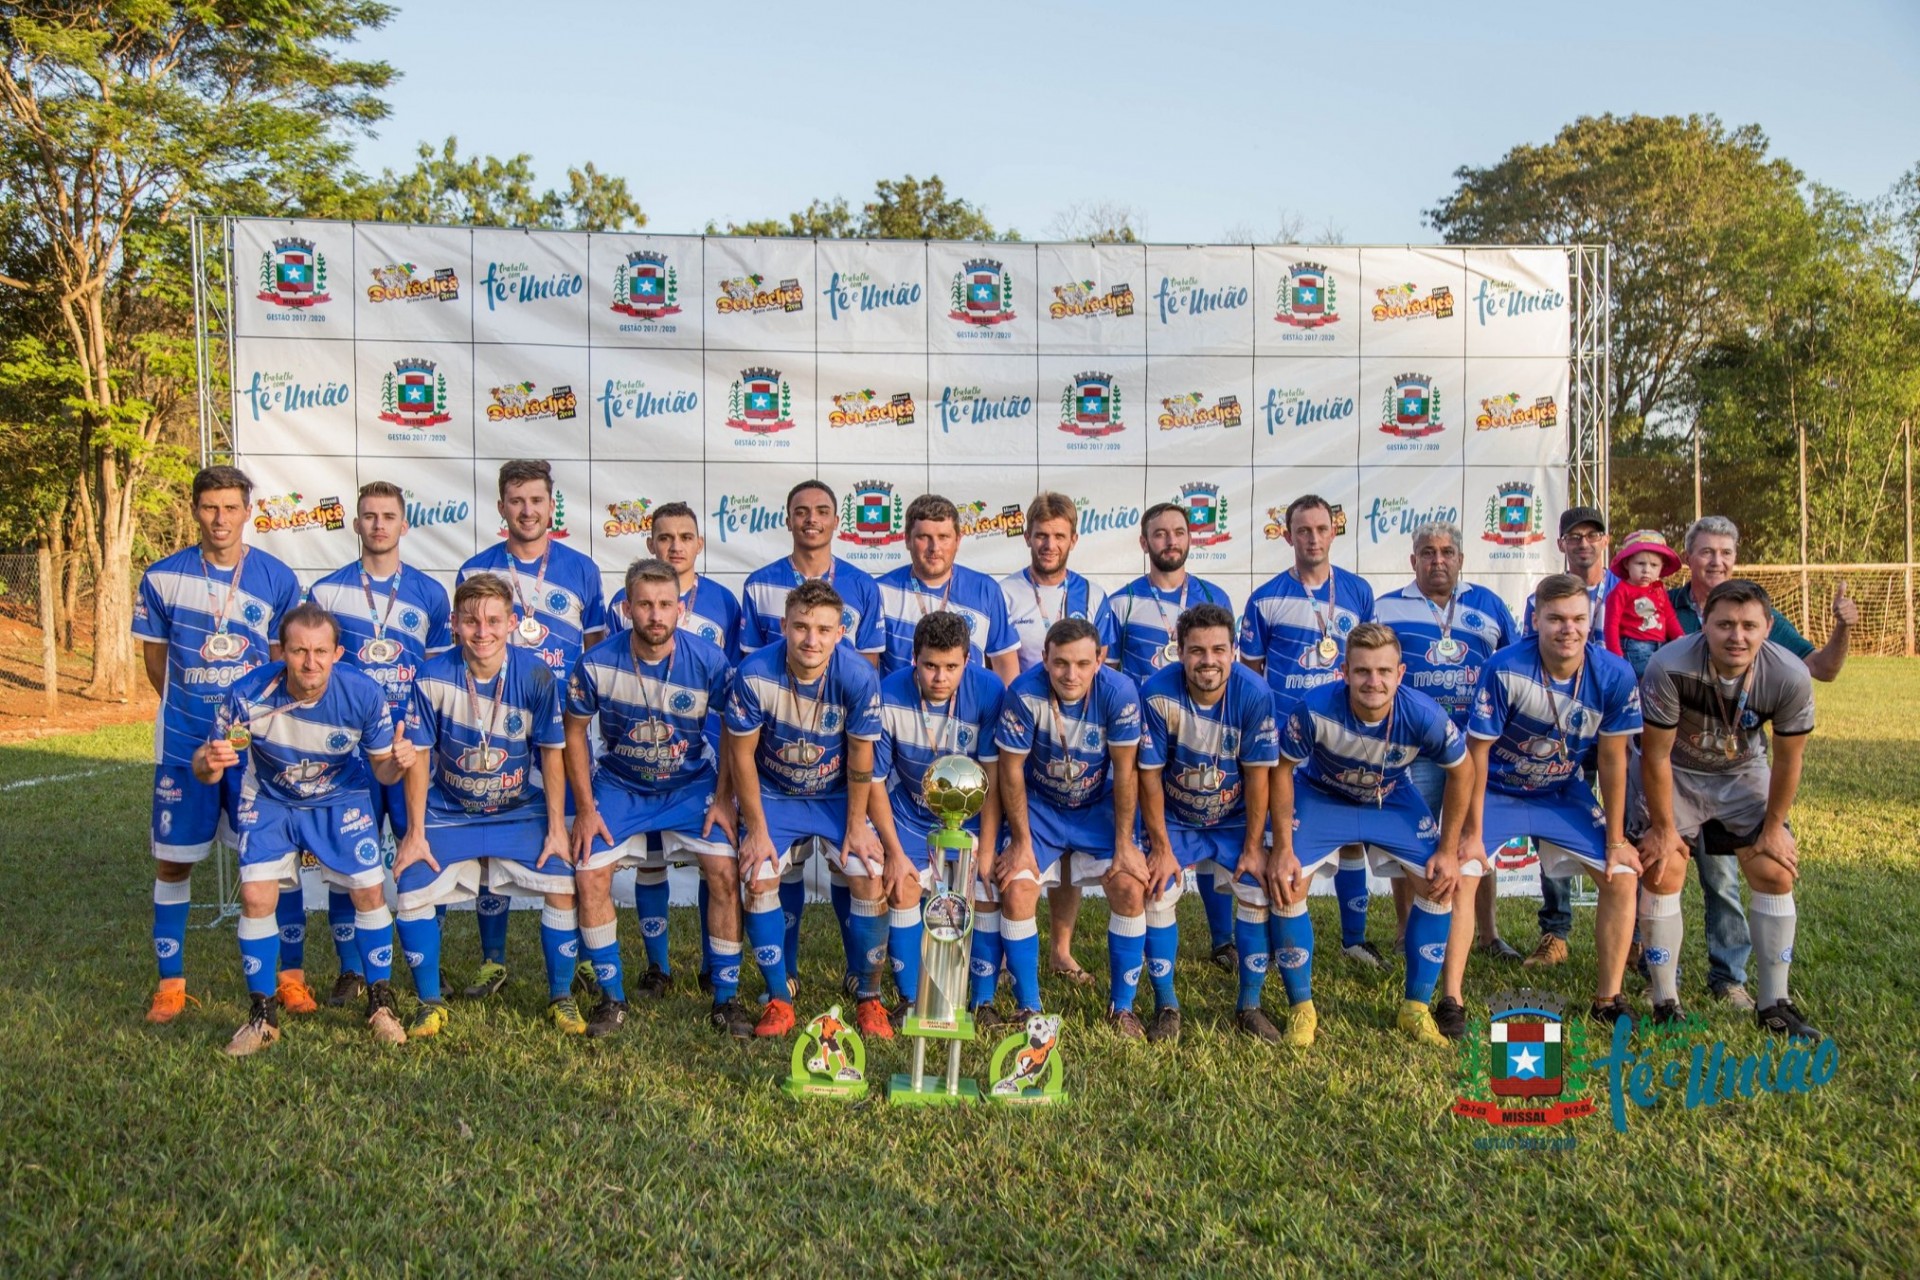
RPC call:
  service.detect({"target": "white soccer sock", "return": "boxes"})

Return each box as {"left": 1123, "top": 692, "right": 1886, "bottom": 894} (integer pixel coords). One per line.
{"left": 1145, "top": 898, "right": 1179, "bottom": 930}
{"left": 1638, "top": 890, "right": 1683, "bottom": 1005}
{"left": 580, "top": 921, "right": 618, "bottom": 951}
{"left": 354, "top": 906, "right": 393, "bottom": 933}
{"left": 1749, "top": 891, "right": 1797, "bottom": 1009}
{"left": 1000, "top": 915, "right": 1038, "bottom": 942}
{"left": 542, "top": 906, "right": 578, "bottom": 933}
{"left": 154, "top": 878, "right": 191, "bottom": 906}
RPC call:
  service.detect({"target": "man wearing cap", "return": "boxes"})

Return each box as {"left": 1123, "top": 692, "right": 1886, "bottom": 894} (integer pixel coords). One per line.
{"left": 1661, "top": 515, "right": 1859, "bottom": 1010}
{"left": 1519, "top": 504, "right": 1618, "bottom": 971}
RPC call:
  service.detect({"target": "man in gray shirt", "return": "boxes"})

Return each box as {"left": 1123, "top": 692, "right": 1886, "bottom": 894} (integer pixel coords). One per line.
{"left": 1635, "top": 579, "right": 1820, "bottom": 1041}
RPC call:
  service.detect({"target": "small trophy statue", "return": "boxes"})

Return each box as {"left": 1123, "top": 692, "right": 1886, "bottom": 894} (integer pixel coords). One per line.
{"left": 986, "top": 1012, "right": 1068, "bottom": 1106}
{"left": 780, "top": 1005, "right": 868, "bottom": 1101}
{"left": 888, "top": 754, "right": 988, "bottom": 1106}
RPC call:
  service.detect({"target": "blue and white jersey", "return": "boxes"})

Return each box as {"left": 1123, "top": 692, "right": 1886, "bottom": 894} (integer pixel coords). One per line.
{"left": 606, "top": 574, "right": 744, "bottom": 662}
{"left": 1137, "top": 663, "right": 1280, "bottom": 829}
{"left": 224, "top": 663, "right": 394, "bottom": 810}
{"left": 134, "top": 545, "right": 304, "bottom": 765}
{"left": 1467, "top": 636, "right": 1643, "bottom": 796}
{"left": 875, "top": 563, "right": 1020, "bottom": 676}
{"left": 567, "top": 630, "right": 731, "bottom": 793}
{"left": 1372, "top": 582, "right": 1517, "bottom": 727}
{"left": 408, "top": 647, "right": 565, "bottom": 821}
{"left": 998, "top": 568, "right": 1108, "bottom": 671}
{"left": 1095, "top": 574, "right": 1234, "bottom": 684}
{"left": 739, "top": 556, "right": 885, "bottom": 656}
{"left": 874, "top": 665, "right": 1005, "bottom": 831}
{"left": 724, "top": 641, "right": 883, "bottom": 799}
{"left": 456, "top": 540, "right": 608, "bottom": 677}
{"left": 1239, "top": 566, "right": 1375, "bottom": 718}
{"left": 305, "top": 561, "right": 452, "bottom": 716}
{"left": 994, "top": 665, "right": 1143, "bottom": 811}
{"left": 1280, "top": 681, "right": 1466, "bottom": 806}
{"left": 1522, "top": 569, "right": 1618, "bottom": 648}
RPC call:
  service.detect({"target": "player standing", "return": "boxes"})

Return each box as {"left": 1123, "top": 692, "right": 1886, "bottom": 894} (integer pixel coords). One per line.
{"left": 136, "top": 465, "right": 302, "bottom": 1023}
{"left": 605, "top": 501, "right": 742, "bottom": 659}
{"left": 874, "top": 493, "right": 1021, "bottom": 682}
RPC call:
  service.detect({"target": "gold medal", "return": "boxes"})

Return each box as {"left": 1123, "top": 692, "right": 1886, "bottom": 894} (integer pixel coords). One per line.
{"left": 1316, "top": 636, "right": 1338, "bottom": 663}
{"left": 1160, "top": 638, "right": 1180, "bottom": 665}
{"left": 516, "top": 615, "right": 545, "bottom": 644}
{"left": 226, "top": 724, "right": 252, "bottom": 751}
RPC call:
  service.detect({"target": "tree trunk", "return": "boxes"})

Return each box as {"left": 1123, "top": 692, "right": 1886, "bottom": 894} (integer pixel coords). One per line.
{"left": 84, "top": 452, "right": 138, "bottom": 701}
{"left": 47, "top": 501, "right": 69, "bottom": 651}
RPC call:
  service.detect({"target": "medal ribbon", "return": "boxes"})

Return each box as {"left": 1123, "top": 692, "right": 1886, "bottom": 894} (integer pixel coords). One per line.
{"left": 1705, "top": 652, "right": 1757, "bottom": 761}
{"left": 1425, "top": 589, "right": 1458, "bottom": 648}
{"left": 1181, "top": 674, "right": 1230, "bottom": 792}
{"left": 785, "top": 661, "right": 829, "bottom": 763}
{"left": 461, "top": 660, "right": 511, "bottom": 773}
{"left": 913, "top": 571, "right": 958, "bottom": 619}
{"left": 1536, "top": 655, "right": 1587, "bottom": 762}
{"left": 229, "top": 674, "right": 321, "bottom": 739}
{"left": 358, "top": 565, "right": 402, "bottom": 643}
{"left": 506, "top": 546, "right": 551, "bottom": 631}
{"left": 1024, "top": 568, "right": 1068, "bottom": 630}
{"left": 200, "top": 546, "right": 249, "bottom": 636}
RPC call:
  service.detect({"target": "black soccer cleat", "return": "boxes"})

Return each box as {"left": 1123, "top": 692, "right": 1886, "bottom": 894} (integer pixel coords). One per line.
{"left": 1757, "top": 1001, "right": 1822, "bottom": 1043}
{"left": 1650, "top": 999, "right": 1687, "bottom": 1027}
{"left": 1589, "top": 994, "right": 1632, "bottom": 1025}
{"left": 586, "top": 997, "right": 629, "bottom": 1039}
{"left": 327, "top": 971, "right": 366, "bottom": 1008}
{"left": 1146, "top": 1006, "right": 1182, "bottom": 1043}
{"left": 635, "top": 965, "right": 674, "bottom": 999}
{"left": 1234, "top": 1006, "right": 1283, "bottom": 1045}
{"left": 710, "top": 998, "right": 756, "bottom": 1040}
{"left": 1209, "top": 942, "right": 1239, "bottom": 973}
{"left": 1432, "top": 995, "right": 1468, "bottom": 1041}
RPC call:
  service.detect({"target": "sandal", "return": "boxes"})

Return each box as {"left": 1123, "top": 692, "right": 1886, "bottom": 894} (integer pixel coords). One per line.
{"left": 1049, "top": 962, "right": 1095, "bottom": 987}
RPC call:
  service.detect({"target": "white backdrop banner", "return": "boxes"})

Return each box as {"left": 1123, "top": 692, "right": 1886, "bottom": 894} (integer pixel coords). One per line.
{"left": 229, "top": 220, "right": 1571, "bottom": 614}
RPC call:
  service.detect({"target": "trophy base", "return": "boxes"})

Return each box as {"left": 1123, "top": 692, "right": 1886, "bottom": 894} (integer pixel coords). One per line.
{"left": 780, "top": 1075, "right": 869, "bottom": 1102}
{"left": 983, "top": 1084, "right": 1068, "bottom": 1108}
{"left": 901, "top": 1010, "right": 976, "bottom": 1041}
{"left": 887, "top": 1074, "right": 981, "bottom": 1106}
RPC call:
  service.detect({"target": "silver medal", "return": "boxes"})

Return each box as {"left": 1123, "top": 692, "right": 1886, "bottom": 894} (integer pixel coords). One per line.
{"left": 362, "top": 637, "right": 401, "bottom": 665}
{"left": 1436, "top": 636, "right": 1463, "bottom": 662}
{"left": 515, "top": 615, "right": 545, "bottom": 644}
{"left": 205, "top": 631, "right": 241, "bottom": 661}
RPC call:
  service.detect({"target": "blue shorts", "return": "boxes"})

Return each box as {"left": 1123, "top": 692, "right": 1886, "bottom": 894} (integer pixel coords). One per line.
{"left": 1290, "top": 779, "right": 1438, "bottom": 875}
{"left": 237, "top": 794, "right": 385, "bottom": 889}
{"left": 581, "top": 773, "right": 730, "bottom": 868}
{"left": 761, "top": 791, "right": 851, "bottom": 862}
{"left": 1407, "top": 757, "right": 1447, "bottom": 817}
{"left": 366, "top": 777, "right": 409, "bottom": 840}
{"left": 151, "top": 765, "right": 241, "bottom": 862}
{"left": 398, "top": 807, "right": 570, "bottom": 909}
{"left": 1481, "top": 784, "right": 1609, "bottom": 876}
{"left": 1028, "top": 794, "right": 1121, "bottom": 884}
{"left": 886, "top": 803, "right": 989, "bottom": 873}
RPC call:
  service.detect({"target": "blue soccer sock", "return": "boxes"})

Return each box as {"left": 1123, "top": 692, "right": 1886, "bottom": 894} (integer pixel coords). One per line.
{"left": 275, "top": 888, "right": 307, "bottom": 971}
{"left": 830, "top": 874, "right": 857, "bottom": 988}
{"left": 744, "top": 889, "right": 789, "bottom": 1001}
{"left": 1272, "top": 899, "right": 1315, "bottom": 1006}
{"left": 396, "top": 906, "right": 443, "bottom": 1003}
{"left": 889, "top": 904, "right": 924, "bottom": 1004}
{"left": 1336, "top": 854, "right": 1370, "bottom": 948}
{"left": 1108, "top": 912, "right": 1147, "bottom": 1013}
{"left": 709, "top": 936, "right": 743, "bottom": 1004}
{"left": 237, "top": 913, "right": 279, "bottom": 998}
{"left": 538, "top": 906, "right": 578, "bottom": 1001}
{"left": 633, "top": 869, "right": 671, "bottom": 974}
{"left": 1198, "top": 866, "right": 1235, "bottom": 952}
{"left": 1144, "top": 902, "right": 1180, "bottom": 1011}
{"left": 848, "top": 895, "right": 888, "bottom": 999}
{"left": 779, "top": 870, "right": 807, "bottom": 979}
{"left": 697, "top": 878, "right": 713, "bottom": 979}
{"left": 476, "top": 893, "right": 510, "bottom": 966}
{"left": 1403, "top": 896, "right": 1451, "bottom": 1004}
{"left": 153, "top": 878, "right": 190, "bottom": 980}
{"left": 354, "top": 906, "right": 393, "bottom": 986}
{"left": 1235, "top": 903, "right": 1271, "bottom": 1010}
{"left": 327, "top": 889, "right": 358, "bottom": 974}
{"left": 581, "top": 920, "right": 625, "bottom": 1003}
{"left": 969, "top": 910, "right": 1003, "bottom": 1009}
{"left": 1002, "top": 913, "right": 1043, "bottom": 1012}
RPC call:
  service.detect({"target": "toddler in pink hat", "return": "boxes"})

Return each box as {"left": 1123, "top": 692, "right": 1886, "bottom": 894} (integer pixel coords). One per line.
{"left": 1604, "top": 529, "right": 1684, "bottom": 676}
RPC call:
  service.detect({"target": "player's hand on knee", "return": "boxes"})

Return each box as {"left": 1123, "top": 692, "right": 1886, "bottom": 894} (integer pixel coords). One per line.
{"left": 393, "top": 831, "right": 439, "bottom": 877}
{"left": 537, "top": 828, "right": 572, "bottom": 870}
{"left": 882, "top": 849, "right": 918, "bottom": 904}
{"left": 740, "top": 829, "right": 779, "bottom": 886}
{"left": 1268, "top": 848, "right": 1303, "bottom": 906}
{"left": 844, "top": 823, "right": 885, "bottom": 879}
{"left": 1741, "top": 822, "right": 1798, "bottom": 880}
{"left": 702, "top": 798, "right": 737, "bottom": 845}
{"left": 1145, "top": 845, "right": 1179, "bottom": 903}
{"left": 570, "top": 808, "right": 612, "bottom": 866}
{"left": 1603, "top": 840, "right": 1642, "bottom": 881}
{"left": 1110, "top": 839, "right": 1150, "bottom": 893}
{"left": 1426, "top": 849, "right": 1458, "bottom": 900}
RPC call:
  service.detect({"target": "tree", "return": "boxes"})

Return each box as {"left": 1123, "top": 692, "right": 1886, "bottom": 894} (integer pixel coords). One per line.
{"left": 1047, "top": 200, "right": 1143, "bottom": 244}
{"left": 359, "top": 136, "right": 645, "bottom": 231}
{"left": 713, "top": 173, "right": 1016, "bottom": 240}
{"left": 0, "top": 1, "right": 396, "bottom": 697}
{"left": 1426, "top": 114, "right": 1813, "bottom": 443}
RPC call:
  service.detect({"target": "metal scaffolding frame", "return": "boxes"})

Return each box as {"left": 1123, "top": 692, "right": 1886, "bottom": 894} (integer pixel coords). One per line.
{"left": 1566, "top": 243, "right": 1612, "bottom": 516}
{"left": 190, "top": 214, "right": 239, "bottom": 466}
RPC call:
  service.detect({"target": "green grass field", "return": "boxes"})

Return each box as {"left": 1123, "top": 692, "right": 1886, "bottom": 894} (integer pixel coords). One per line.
{"left": 4, "top": 660, "right": 1918, "bottom": 1277}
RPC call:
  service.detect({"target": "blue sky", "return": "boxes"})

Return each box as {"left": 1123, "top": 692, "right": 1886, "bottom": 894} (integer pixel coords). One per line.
{"left": 344, "top": 0, "right": 1920, "bottom": 242}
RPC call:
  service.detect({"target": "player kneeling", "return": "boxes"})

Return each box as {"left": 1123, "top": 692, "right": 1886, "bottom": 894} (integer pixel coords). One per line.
{"left": 1251, "top": 623, "right": 1475, "bottom": 1046}
{"left": 1134, "top": 604, "right": 1280, "bottom": 1043}
{"left": 565, "top": 558, "right": 748, "bottom": 1039}
{"left": 390, "top": 574, "right": 580, "bottom": 1038}
{"left": 199, "top": 603, "right": 416, "bottom": 1056}
{"left": 867, "top": 611, "right": 1006, "bottom": 1029}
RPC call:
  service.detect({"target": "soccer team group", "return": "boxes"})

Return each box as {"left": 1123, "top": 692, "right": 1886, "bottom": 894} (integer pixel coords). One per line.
{"left": 136, "top": 459, "right": 1847, "bottom": 1058}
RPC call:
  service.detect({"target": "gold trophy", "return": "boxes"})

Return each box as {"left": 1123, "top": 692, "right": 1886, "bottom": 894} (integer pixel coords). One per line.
{"left": 889, "top": 754, "right": 988, "bottom": 1106}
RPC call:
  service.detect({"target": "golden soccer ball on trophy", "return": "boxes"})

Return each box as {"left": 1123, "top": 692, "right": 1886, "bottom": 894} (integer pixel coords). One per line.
{"left": 921, "top": 754, "right": 988, "bottom": 826}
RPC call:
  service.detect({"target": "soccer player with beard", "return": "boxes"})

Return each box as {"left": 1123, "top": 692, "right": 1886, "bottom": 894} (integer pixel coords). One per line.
{"left": 1370, "top": 520, "right": 1520, "bottom": 961}
{"left": 995, "top": 619, "right": 1149, "bottom": 1036}
{"left": 1636, "top": 580, "right": 1821, "bottom": 1040}
{"left": 1458, "top": 574, "right": 1645, "bottom": 1027}
{"left": 604, "top": 501, "right": 743, "bottom": 660}
{"left": 565, "top": 559, "right": 747, "bottom": 1039}
{"left": 136, "top": 465, "right": 302, "bottom": 1024}
{"left": 1094, "top": 502, "right": 1236, "bottom": 970}
{"left": 724, "top": 580, "right": 887, "bottom": 1038}
{"left": 739, "top": 480, "right": 887, "bottom": 982}
{"left": 1239, "top": 494, "right": 1380, "bottom": 971}
{"left": 456, "top": 460, "right": 606, "bottom": 1002}
{"left": 1250, "top": 623, "right": 1475, "bottom": 1046}
{"left": 391, "top": 574, "right": 577, "bottom": 1037}
{"left": 875, "top": 493, "right": 1021, "bottom": 683}
{"left": 999, "top": 492, "right": 1108, "bottom": 986}
{"left": 867, "top": 610, "right": 1006, "bottom": 1027}
{"left": 1135, "top": 604, "right": 1280, "bottom": 1043}
{"left": 198, "top": 604, "right": 416, "bottom": 1055}
{"left": 305, "top": 480, "right": 452, "bottom": 1008}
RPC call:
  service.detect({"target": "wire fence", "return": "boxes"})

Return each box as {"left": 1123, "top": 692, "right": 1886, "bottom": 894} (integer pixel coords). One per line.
{"left": 0, "top": 553, "right": 43, "bottom": 626}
